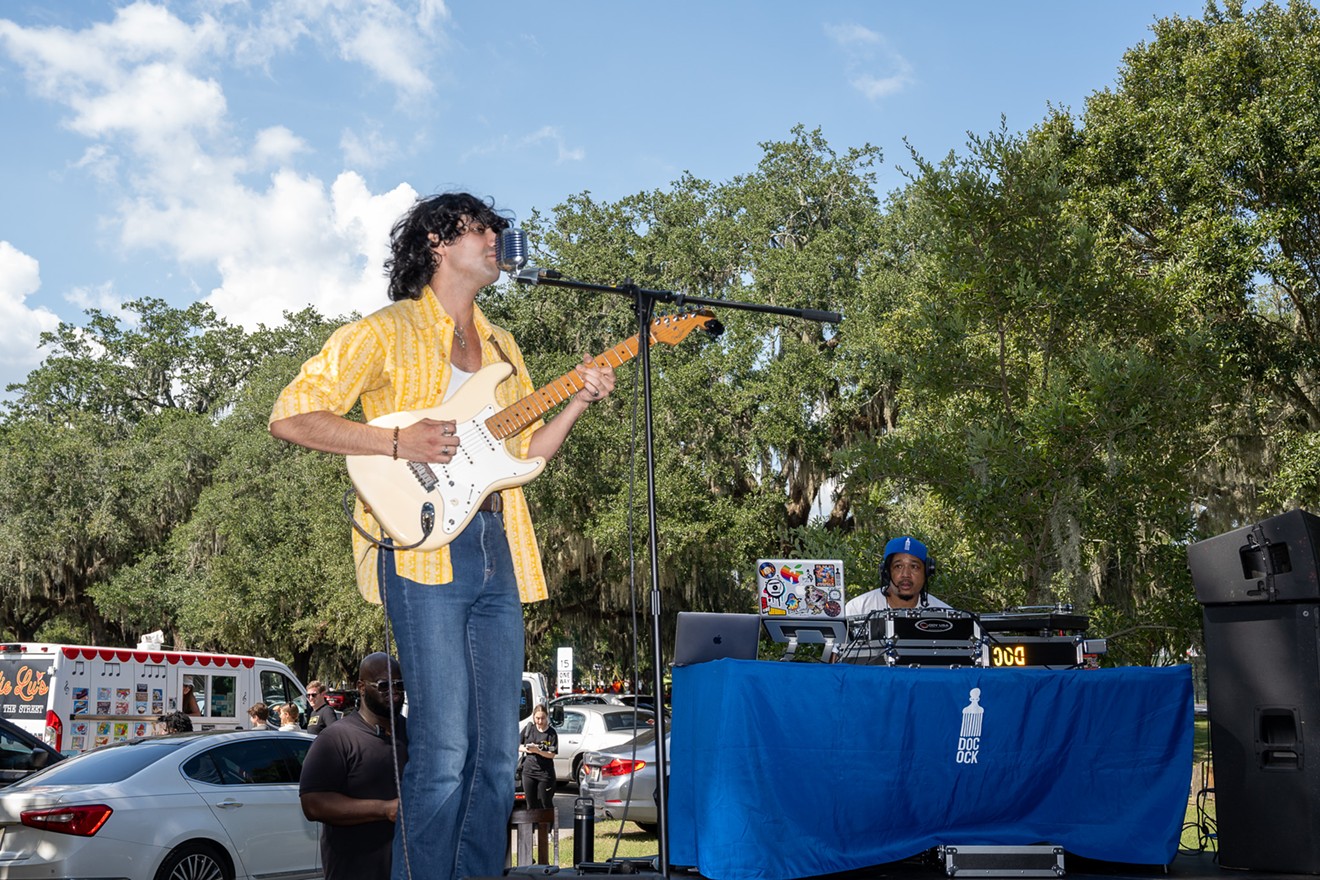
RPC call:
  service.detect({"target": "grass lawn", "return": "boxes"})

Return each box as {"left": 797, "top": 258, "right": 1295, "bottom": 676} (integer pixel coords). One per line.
{"left": 1181, "top": 716, "right": 1216, "bottom": 852}
{"left": 541, "top": 817, "right": 657, "bottom": 868}
{"left": 582, "top": 819, "right": 661, "bottom": 864}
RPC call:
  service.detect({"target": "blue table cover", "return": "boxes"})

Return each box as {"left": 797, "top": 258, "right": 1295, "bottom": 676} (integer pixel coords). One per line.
{"left": 668, "top": 661, "right": 1193, "bottom": 880}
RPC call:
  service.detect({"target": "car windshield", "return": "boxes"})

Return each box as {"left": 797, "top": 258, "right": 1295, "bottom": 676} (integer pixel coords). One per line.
{"left": 9, "top": 738, "right": 192, "bottom": 787}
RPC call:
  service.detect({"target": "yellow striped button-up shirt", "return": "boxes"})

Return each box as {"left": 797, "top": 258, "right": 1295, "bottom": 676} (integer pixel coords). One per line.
{"left": 269, "top": 289, "right": 549, "bottom": 605}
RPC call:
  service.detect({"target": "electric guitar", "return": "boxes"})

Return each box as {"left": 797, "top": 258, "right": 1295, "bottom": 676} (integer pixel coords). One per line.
{"left": 346, "top": 309, "right": 721, "bottom": 551}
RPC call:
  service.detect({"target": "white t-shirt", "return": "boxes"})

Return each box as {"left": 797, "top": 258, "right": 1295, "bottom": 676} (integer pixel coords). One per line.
{"left": 845, "top": 587, "right": 951, "bottom": 617}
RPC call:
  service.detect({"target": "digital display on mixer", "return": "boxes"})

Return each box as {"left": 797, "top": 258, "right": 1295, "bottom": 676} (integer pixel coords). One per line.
{"left": 986, "top": 638, "right": 1083, "bottom": 668}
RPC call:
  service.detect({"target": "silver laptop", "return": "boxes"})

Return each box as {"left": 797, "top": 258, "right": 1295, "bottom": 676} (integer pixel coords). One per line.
{"left": 672, "top": 612, "right": 761, "bottom": 666}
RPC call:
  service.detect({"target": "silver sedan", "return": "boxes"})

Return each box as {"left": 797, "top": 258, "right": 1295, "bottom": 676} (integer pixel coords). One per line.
{"left": 579, "top": 727, "right": 667, "bottom": 833}
{"left": 0, "top": 729, "right": 319, "bottom": 880}
{"left": 550, "top": 704, "right": 655, "bottom": 785}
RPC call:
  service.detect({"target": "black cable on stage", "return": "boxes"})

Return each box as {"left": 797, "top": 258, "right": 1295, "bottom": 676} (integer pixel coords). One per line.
{"left": 600, "top": 335, "right": 653, "bottom": 871}
{"left": 375, "top": 539, "right": 415, "bottom": 880}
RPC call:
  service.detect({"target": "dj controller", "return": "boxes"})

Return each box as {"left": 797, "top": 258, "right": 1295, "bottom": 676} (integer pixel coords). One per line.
{"left": 838, "top": 606, "right": 1107, "bottom": 668}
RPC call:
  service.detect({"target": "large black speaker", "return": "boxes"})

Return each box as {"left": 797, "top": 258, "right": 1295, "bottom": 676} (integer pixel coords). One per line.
{"left": 1188, "top": 509, "right": 1320, "bottom": 874}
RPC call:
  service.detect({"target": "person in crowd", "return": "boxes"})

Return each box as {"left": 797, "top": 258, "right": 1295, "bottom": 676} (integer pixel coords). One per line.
{"left": 845, "top": 535, "right": 951, "bottom": 615}
{"left": 270, "top": 192, "right": 613, "bottom": 880}
{"left": 180, "top": 679, "right": 201, "bottom": 715}
{"left": 306, "top": 680, "right": 338, "bottom": 735}
{"left": 157, "top": 710, "right": 193, "bottom": 734}
{"left": 518, "top": 703, "right": 558, "bottom": 810}
{"left": 278, "top": 703, "right": 301, "bottom": 731}
{"left": 300, "top": 652, "right": 408, "bottom": 880}
{"left": 248, "top": 702, "right": 270, "bottom": 729}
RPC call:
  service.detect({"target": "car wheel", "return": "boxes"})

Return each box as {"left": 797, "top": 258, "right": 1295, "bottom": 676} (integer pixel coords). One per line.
{"left": 573, "top": 756, "right": 586, "bottom": 787}
{"left": 154, "top": 842, "right": 231, "bottom": 880}
{"left": 635, "top": 821, "right": 658, "bottom": 835}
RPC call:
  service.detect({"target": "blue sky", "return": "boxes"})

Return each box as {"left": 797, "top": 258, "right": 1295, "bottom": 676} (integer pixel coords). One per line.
{"left": 0, "top": 1, "right": 1213, "bottom": 393}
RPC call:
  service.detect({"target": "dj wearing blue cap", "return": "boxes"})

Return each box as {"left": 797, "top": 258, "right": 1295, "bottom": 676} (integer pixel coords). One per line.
{"left": 845, "top": 535, "right": 951, "bottom": 615}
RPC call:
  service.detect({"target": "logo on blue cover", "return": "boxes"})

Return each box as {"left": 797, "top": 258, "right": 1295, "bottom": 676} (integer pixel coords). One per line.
{"left": 957, "top": 688, "right": 983, "bottom": 764}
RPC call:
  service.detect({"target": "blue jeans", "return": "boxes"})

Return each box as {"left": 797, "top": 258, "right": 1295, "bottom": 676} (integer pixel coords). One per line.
{"left": 382, "top": 512, "right": 524, "bottom": 880}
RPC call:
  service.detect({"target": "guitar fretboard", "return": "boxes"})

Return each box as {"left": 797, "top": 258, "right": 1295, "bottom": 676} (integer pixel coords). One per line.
{"left": 485, "top": 332, "right": 647, "bottom": 440}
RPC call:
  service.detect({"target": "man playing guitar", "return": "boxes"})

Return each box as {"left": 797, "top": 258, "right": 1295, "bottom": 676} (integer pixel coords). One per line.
{"left": 270, "top": 192, "right": 614, "bottom": 880}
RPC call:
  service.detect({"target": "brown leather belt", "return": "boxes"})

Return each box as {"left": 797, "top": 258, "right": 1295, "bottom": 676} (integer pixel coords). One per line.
{"left": 478, "top": 493, "right": 503, "bottom": 513}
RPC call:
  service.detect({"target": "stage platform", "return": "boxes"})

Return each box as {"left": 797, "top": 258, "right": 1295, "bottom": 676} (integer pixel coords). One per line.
{"left": 508, "top": 849, "right": 1304, "bottom": 880}
{"left": 806, "top": 850, "right": 1279, "bottom": 880}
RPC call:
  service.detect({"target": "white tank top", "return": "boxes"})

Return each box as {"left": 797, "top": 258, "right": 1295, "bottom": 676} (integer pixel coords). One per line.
{"left": 444, "top": 365, "right": 474, "bottom": 402}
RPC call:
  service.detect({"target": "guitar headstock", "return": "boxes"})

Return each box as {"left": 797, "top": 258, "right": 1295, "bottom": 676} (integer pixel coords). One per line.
{"left": 650, "top": 308, "right": 723, "bottom": 346}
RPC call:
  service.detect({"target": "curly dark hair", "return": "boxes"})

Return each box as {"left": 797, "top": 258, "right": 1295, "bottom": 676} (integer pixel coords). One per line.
{"left": 385, "top": 192, "right": 511, "bottom": 301}
{"left": 157, "top": 710, "right": 193, "bottom": 733}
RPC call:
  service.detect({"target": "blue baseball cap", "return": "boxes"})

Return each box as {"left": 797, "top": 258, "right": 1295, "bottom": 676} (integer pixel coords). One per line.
{"left": 883, "top": 536, "right": 928, "bottom": 562}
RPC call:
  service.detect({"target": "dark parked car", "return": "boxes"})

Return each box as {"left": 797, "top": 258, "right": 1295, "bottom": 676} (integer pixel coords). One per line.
{"left": 0, "top": 718, "right": 62, "bottom": 786}
{"left": 616, "top": 694, "right": 661, "bottom": 713}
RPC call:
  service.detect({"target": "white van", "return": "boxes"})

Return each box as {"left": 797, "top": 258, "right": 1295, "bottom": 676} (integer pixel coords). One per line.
{"left": 519, "top": 671, "right": 549, "bottom": 727}
{"left": 0, "top": 641, "right": 307, "bottom": 753}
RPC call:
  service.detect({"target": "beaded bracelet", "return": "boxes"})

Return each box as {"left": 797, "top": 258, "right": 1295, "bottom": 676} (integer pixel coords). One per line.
{"left": 392, "top": 425, "right": 400, "bottom": 460}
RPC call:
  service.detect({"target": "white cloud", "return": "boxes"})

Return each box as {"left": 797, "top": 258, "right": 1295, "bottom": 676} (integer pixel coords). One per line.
{"left": 520, "top": 126, "right": 586, "bottom": 164}
{"left": 0, "top": 3, "right": 445, "bottom": 337}
{"left": 68, "top": 62, "right": 228, "bottom": 143}
{"left": 231, "top": 0, "right": 445, "bottom": 100}
{"left": 0, "top": 2, "right": 225, "bottom": 100}
{"left": 462, "top": 126, "right": 586, "bottom": 165}
{"left": 252, "top": 126, "right": 310, "bottom": 168}
{"left": 0, "top": 243, "right": 61, "bottom": 383}
{"left": 200, "top": 171, "right": 419, "bottom": 329}
{"left": 337, "top": 16, "right": 432, "bottom": 98}
{"left": 72, "top": 144, "right": 120, "bottom": 184}
{"left": 417, "top": 0, "right": 450, "bottom": 32}
{"left": 824, "top": 21, "right": 915, "bottom": 101}
{"left": 64, "top": 281, "right": 129, "bottom": 319}
{"left": 341, "top": 126, "right": 401, "bottom": 169}
{"left": 823, "top": 23, "right": 883, "bottom": 46}
{"left": 852, "top": 72, "right": 912, "bottom": 100}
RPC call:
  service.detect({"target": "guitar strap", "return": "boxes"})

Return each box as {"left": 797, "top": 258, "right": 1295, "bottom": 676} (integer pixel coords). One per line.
{"left": 486, "top": 336, "right": 518, "bottom": 378}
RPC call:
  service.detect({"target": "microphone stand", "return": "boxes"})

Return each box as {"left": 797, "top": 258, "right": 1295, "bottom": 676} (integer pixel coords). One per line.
{"left": 515, "top": 267, "right": 840, "bottom": 878}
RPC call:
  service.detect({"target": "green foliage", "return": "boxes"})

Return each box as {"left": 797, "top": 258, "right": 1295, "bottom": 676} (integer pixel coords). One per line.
{"left": 1073, "top": 0, "right": 1320, "bottom": 528}
{"left": 0, "top": 298, "right": 253, "bottom": 644}
{"left": 5, "top": 5, "right": 1320, "bottom": 674}
{"left": 845, "top": 121, "right": 1212, "bottom": 656}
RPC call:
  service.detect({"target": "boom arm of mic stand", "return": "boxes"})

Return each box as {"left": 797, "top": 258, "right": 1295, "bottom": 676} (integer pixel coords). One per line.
{"left": 513, "top": 268, "right": 843, "bottom": 325}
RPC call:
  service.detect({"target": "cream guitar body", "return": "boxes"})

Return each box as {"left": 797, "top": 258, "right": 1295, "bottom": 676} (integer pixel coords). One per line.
{"left": 345, "top": 362, "right": 545, "bottom": 551}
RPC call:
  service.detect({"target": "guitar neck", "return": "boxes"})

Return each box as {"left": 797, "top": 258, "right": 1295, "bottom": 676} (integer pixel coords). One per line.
{"left": 486, "top": 332, "right": 647, "bottom": 440}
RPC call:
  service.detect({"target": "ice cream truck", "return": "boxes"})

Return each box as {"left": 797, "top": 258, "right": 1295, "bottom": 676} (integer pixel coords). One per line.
{"left": 0, "top": 638, "right": 307, "bottom": 753}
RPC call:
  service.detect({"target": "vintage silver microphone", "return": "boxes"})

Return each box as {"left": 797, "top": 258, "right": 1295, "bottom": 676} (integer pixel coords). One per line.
{"left": 496, "top": 227, "right": 529, "bottom": 273}
{"left": 497, "top": 228, "right": 558, "bottom": 284}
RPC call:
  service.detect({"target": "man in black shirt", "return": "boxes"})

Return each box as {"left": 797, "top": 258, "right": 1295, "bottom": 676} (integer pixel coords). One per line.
{"left": 305, "top": 680, "right": 338, "bottom": 735}
{"left": 299, "top": 653, "right": 407, "bottom": 880}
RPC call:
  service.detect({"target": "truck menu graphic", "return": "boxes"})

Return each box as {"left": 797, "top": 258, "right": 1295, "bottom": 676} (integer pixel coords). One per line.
{"left": 0, "top": 659, "right": 51, "bottom": 720}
